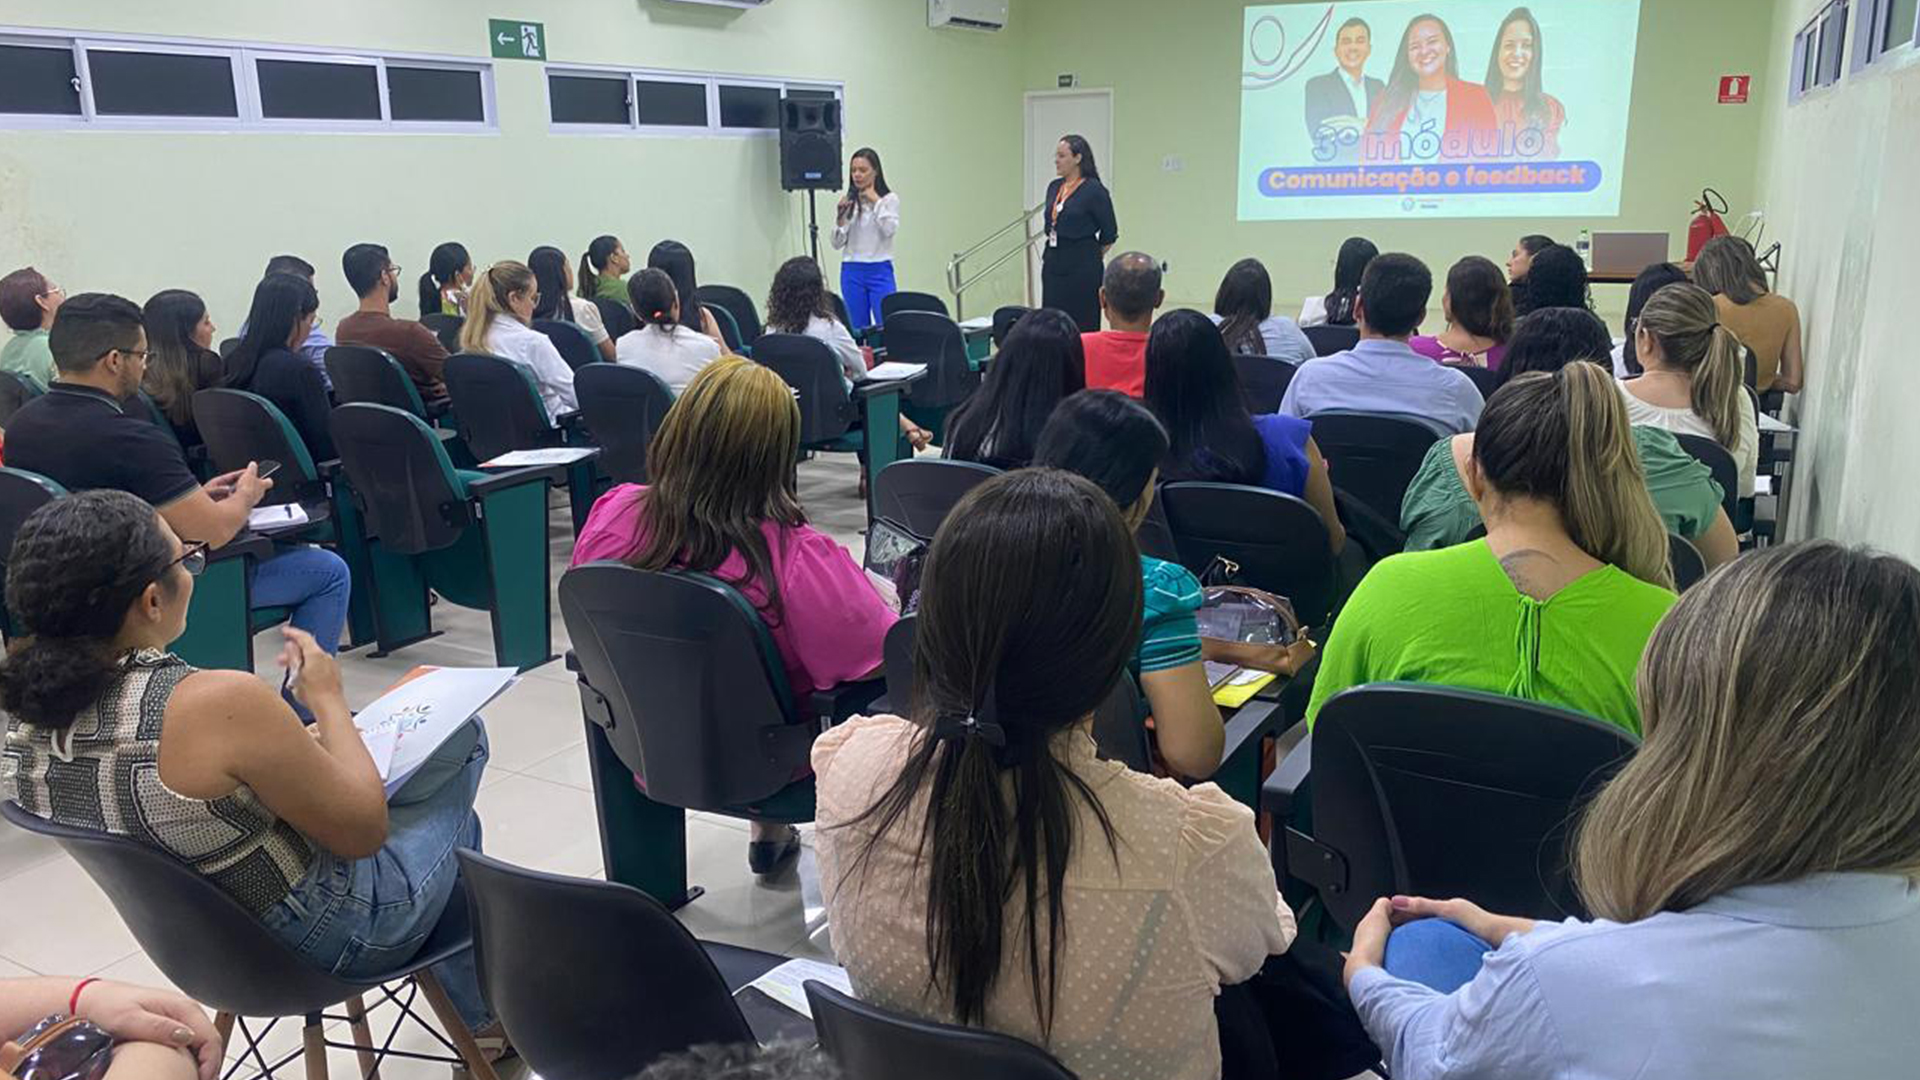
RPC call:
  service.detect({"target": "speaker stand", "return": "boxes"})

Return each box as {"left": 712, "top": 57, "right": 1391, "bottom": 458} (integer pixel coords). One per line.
{"left": 805, "top": 187, "right": 822, "bottom": 266}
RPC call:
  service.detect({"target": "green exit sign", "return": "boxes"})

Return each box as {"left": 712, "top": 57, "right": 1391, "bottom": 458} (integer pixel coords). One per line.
{"left": 489, "top": 19, "right": 546, "bottom": 60}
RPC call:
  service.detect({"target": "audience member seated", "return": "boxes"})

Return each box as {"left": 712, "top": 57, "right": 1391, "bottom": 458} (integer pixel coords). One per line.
{"left": 767, "top": 257, "right": 932, "bottom": 448}
{"left": 1618, "top": 282, "right": 1759, "bottom": 497}
{"left": 5, "top": 294, "right": 351, "bottom": 654}
{"left": 1143, "top": 311, "right": 1346, "bottom": 554}
{"left": 527, "top": 245, "right": 615, "bottom": 362}
{"left": 1209, "top": 258, "right": 1315, "bottom": 363}
{"left": 814, "top": 467, "right": 1297, "bottom": 1080}
{"left": 259, "top": 255, "right": 333, "bottom": 387}
{"left": 0, "top": 974, "right": 222, "bottom": 1080}
{"left": 1402, "top": 308, "right": 1739, "bottom": 567}
{"left": 1309, "top": 361, "right": 1677, "bottom": 735}
{"left": 419, "top": 241, "right": 473, "bottom": 319}
{"left": 1278, "top": 253, "right": 1484, "bottom": 435}
{"left": 0, "top": 265, "right": 63, "bottom": 389}
{"left": 614, "top": 268, "right": 721, "bottom": 394}
{"left": 647, "top": 240, "right": 725, "bottom": 347}
{"left": 1409, "top": 255, "right": 1513, "bottom": 369}
{"left": 1081, "top": 252, "right": 1163, "bottom": 396}
{"left": 1511, "top": 243, "right": 1588, "bottom": 316}
{"left": 944, "top": 308, "right": 1085, "bottom": 470}
{"left": 1503, "top": 232, "right": 1553, "bottom": 315}
{"left": 460, "top": 261, "right": 577, "bottom": 420}
{"left": 1694, "top": 235, "right": 1804, "bottom": 393}
{"left": 1300, "top": 236, "right": 1377, "bottom": 328}
{"left": 0, "top": 491, "right": 500, "bottom": 1046}
{"left": 140, "top": 289, "right": 224, "bottom": 450}
{"left": 1614, "top": 261, "right": 1689, "bottom": 377}
{"left": 1345, "top": 542, "right": 1920, "bottom": 1080}
{"left": 570, "top": 358, "right": 894, "bottom": 874}
{"left": 578, "top": 234, "right": 631, "bottom": 307}
{"left": 224, "top": 273, "right": 336, "bottom": 461}
{"left": 335, "top": 243, "right": 450, "bottom": 407}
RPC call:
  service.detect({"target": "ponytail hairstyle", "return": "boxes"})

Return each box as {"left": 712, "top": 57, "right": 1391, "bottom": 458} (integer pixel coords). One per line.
{"left": 1212, "top": 258, "right": 1275, "bottom": 356}
{"left": 458, "top": 261, "right": 536, "bottom": 354}
{"left": 1620, "top": 262, "right": 1690, "bottom": 376}
{"left": 0, "top": 491, "right": 181, "bottom": 729}
{"left": 528, "top": 246, "right": 574, "bottom": 323}
{"left": 577, "top": 235, "right": 623, "bottom": 302}
{"left": 1473, "top": 361, "right": 1673, "bottom": 589}
{"left": 627, "top": 268, "right": 680, "bottom": 330}
{"left": 1324, "top": 236, "right": 1378, "bottom": 326}
{"left": 647, "top": 240, "right": 703, "bottom": 332}
{"left": 419, "top": 242, "right": 471, "bottom": 319}
{"left": 837, "top": 468, "right": 1137, "bottom": 1035}
{"left": 1636, "top": 282, "right": 1745, "bottom": 450}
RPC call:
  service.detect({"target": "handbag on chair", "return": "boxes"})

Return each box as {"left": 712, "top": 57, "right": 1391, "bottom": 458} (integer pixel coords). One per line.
{"left": 1195, "top": 557, "right": 1314, "bottom": 676}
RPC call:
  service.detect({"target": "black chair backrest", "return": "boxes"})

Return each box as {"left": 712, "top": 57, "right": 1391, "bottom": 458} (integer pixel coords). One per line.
{"left": 420, "top": 313, "right": 462, "bottom": 353}
{"left": 444, "top": 352, "right": 556, "bottom": 462}
{"left": 1671, "top": 433, "right": 1740, "bottom": 525}
{"left": 0, "top": 370, "right": 43, "bottom": 425}
{"left": 872, "top": 459, "right": 1001, "bottom": 539}
{"left": 1669, "top": 532, "right": 1707, "bottom": 592}
{"left": 1160, "top": 482, "right": 1338, "bottom": 629}
{"left": 0, "top": 467, "right": 64, "bottom": 637}
{"left": 1308, "top": 683, "right": 1638, "bottom": 930}
{"left": 1231, "top": 354, "right": 1298, "bottom": 415}
{"left": 573, "top": 364, "right": 674, "bottom": 484}
{"left": 990, "top": 305, "right": 1032, "bottom": 348}
{"left": 808, "top": 981, "right": 1075, "bottom": 1080}
{"left": 191, "top": 389, "right": 318, "bottom": 506}
{"left": 694, "top": 285, "right": 763, "bottom": 343}
{"left": 703, "top": 304, "right": 745, "bottom": 353}
{"left": 1307, "top": 412, "right": 1444, "bottom": 527}
{"left": 0, "top": 802, "right": 363, "bottom": 1018}
{"left": 325, "top": 344, "right": 427, "bottom": 418}
{"left": 1302, "top": 324, "right": 1360, "bottom": 356}
{"left": 594, "top": 298, "right": 638, "bottom": 341}
{"left": 751, "top": 334, "right": 859, "bottom": 447}
{"left": 828, "top": 291, "right": 855, "bottom": 333}
{"left": 560, "top": 564, "right": 808, "bottom": 809}
{"left": 329, "top": 403, "right": 469, "bottom": 554}
{"left": 534, "top": 319, "right": 601, "bottom": 371}
{"left": 881, "top": 311, "right": 979, "bottom": 409}
{"left": 1135, "top": 496, "right": 1180, "bottom": 562}
{"left": 1448, "top": 363, "right": 1503, "bottom": 399}
{"left": 457, "top": 850, "right": 752, "bottom": 1079}
{"left": 881, "top": 290, "right": 949, "bottom": 320}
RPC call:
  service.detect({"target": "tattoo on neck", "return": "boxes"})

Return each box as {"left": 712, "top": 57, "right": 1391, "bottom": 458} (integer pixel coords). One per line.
{"left": 1499, "top": 548, "right": 1555, "bottom": 590}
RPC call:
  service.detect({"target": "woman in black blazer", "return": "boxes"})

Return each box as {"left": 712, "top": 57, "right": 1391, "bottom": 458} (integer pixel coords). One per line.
{"left": 1041, "top": 134, "right": 1118, "bottom": 333}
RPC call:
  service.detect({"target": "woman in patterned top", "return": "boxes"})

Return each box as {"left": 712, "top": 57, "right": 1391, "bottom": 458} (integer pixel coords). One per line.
{"left": 0, "top": 491, "right": 501, "bottom": 1046}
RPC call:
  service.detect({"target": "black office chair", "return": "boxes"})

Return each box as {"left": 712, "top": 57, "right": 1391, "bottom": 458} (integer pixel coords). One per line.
{"left": 457, "top": 850, "right": 782, "bottom": 1080}
{"left": 535, "top": 318, "right": 602, "bottom": 370}
{"left": 1672, "top": 432, "right": 1747, "bottom": 533}
{"left": 0, "top": 802, "right": 499, "bottom": 1080}
{"left": 218, "top": 335, "right": 242, "bottom": 358}
{"left": 0, "top": 467, "right": 63, "bottom": 639}
{"left": 1669, "top": 532, "right": 1707, "bottom": 591}
{"left": 1308, "top": 412, "right": 1445, "bottom": 551}
{"left": 871, "top": 458, "right": 1001, "bottom": 540}
{"left": 991, "top": 305, "right": 1032, "bottom": 348}
{"left": 828, "top": 291, "right": 856, "bottom": 333}
{"left": 1160, "top": 482, "right": 1339, "bottom": 630}
{"left": 1447, "top": 362, "right": 1503, "bottom": 398}
{"left": 192, "top": 389, "right": 329, "bottom": 508}
{"left": 1232, "top": 354, "right": 1299, "bottom": 415}
{"left": 573, "top": 363, "right": 674, "bottom": 484}
{"left": 881, "top": 291, "right": 949, "bottom": 320}
{"left": 694, "top": 284, "right": 764, "bottom": 343}
{"left": 420, "top": 313, "right": 462, "bottom": 353}
{"left": 753, "top": 333, "right": 863, "bottom": 454}
{"left": 443, "top": 352, "right": 571, "bottom": 462}
{"left": 594, "top": 297, "right": 638, "bottom": 340}
{"left": 326, "top": 344, "right": 441, "bottom": 419}
{"left": 808, "top": 981, "right": 1075, "bottom": 1080}
{"left": 1264, "top": 683, "right": 1638, "bottom": 932}
{"left": 704, "top": 303, "right": 746, "bottom": 353}
{"left": 1303, "top": 324, "right": 1359, "bottom": 356}
{"left": 1135, "top": 497, "right": 1181, "bottom": 562}
{"left": 0, "top": 370, "right": 43, "bottom": 425}
{"left": 881, "top": 311, "right": 980, "bottom": 415}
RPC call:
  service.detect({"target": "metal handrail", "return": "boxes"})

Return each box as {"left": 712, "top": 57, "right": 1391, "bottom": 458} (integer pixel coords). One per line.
{"left": 947, "top": 203, "right": 1045, "bottom": 321}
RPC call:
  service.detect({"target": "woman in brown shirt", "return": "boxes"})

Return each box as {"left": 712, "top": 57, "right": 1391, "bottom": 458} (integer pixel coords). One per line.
{"left": 1693, "top": 236, "right": 1804, "bottom": 393}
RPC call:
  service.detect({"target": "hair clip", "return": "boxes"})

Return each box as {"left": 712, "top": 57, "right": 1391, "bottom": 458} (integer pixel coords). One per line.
{"left": 932, "top": 712, "right": 1007, "bottom": 748}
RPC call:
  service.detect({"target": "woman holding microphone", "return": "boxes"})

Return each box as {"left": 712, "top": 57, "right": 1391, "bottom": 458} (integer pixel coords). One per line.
{"left": 832, "top": 148, "right": 900, "bottom": 331}
{"left": 1042, "top": 134, "right": 1119, "bottom": 332}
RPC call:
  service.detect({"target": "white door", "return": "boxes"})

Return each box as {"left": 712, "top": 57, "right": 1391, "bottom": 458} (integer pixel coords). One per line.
{"left": 1025, "top": 90, "right": 1113, "bottom": 307}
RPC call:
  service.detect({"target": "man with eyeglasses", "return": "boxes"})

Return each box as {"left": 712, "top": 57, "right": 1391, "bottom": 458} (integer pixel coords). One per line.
{"left": 4, "top": 292, "right": 353, "bottom": 657}
{"left": 0, "top": 266, "right": 65, "bottom": 391}
{"left": 335, "top": 243, "right": 450, "bottom": 407}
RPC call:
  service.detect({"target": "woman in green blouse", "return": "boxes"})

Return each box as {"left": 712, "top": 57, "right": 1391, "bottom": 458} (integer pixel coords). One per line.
{"left": 1311, "top": 361, "right": 1677, "bottom": 735}
{"left": 577, "top": 234, "right": 632, "bottom": 306}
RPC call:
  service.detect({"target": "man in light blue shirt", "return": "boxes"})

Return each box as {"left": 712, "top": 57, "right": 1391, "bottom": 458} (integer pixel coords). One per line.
{"left": 1278, "top": 252, "right": 1482, "bottom": 434}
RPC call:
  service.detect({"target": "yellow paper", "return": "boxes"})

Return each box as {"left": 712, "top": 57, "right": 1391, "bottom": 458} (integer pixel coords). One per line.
{"left": 1212, "top": 667, "right": 1278, "bottom": 708}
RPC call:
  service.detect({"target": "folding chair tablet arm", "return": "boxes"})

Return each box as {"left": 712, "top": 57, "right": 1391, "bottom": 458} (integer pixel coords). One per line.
{"left": 806, "top": 677, "right": 889, "bottom": 727}
{"left": 209, "top": 531, "right": 275, "bottom": 566}
{"left": 466, "top": 462, "right": 568, "bottom": 498}
{"left": 1223, "top": 698, "right": 1283, "bottom": 766}
{"left": 852, "top": 368, "right": 931, "bottom": 400}
{"left": 1260, "top": 729, "right": 1352, "bottom": 899}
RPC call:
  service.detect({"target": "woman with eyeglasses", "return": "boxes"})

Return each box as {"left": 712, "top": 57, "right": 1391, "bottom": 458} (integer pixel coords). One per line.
{"left": 0, "top": 491, "right": 507, "bottom": 1058}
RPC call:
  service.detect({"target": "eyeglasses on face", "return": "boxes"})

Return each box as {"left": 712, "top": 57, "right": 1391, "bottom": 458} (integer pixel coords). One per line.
{"left": 165, "top": 541, "right": 209, "bottom": 579}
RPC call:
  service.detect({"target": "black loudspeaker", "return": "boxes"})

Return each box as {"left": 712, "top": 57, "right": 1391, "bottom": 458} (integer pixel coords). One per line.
{"left": 780, "top": 98, "right": 843, "bottom": 192}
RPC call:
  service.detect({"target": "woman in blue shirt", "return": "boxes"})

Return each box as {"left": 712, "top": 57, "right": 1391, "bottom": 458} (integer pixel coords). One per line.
{"left": 1344, "top": 541, "right": 1920, "bottom": 1079}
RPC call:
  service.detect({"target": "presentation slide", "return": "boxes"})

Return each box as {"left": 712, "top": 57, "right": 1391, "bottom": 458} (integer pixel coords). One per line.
{"left": 1238, "top": 1, "right": 1643, "bottom": 222}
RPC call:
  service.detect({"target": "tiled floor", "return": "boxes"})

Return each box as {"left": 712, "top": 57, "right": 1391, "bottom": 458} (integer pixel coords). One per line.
{"left": 0, "top": 454, "right": 873, "bottom": 1078}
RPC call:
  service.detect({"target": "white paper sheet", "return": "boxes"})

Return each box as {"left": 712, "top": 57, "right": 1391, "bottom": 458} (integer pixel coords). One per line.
{"left": 741, "top": 958, "right": 854, "bottom": 1019}
{"left": 354, "top": 667, "right": 518, "bottom": 794}
{"left": 957, "top": 316, "right": 993, "bottom": 332}
{"left": 479, "top": 447, "right": 597, "bottom": 468}
{"left": 247, "top": 503, "right": 310, "bottom": 532}
{"left": 861, "top": 361, "right": 928, "bottom": 383}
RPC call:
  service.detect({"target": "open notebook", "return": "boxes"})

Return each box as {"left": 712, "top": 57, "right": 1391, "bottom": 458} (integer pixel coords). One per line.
{"left": 355, "top": 666, "right": 518, "bottom": 796}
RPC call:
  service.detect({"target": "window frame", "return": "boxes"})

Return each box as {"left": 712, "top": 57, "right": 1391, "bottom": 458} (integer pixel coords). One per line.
{"left": 544, "top": 66, "right": 639, "bottom": 134}
{"left": 0, "top": 34, "right": 86, "bottom": 124}
{"left": 246, "top": 48, "right": 387, "bottom": 130}
{"left": 1862, "top": 0, "right": 1920, "bottom": 63}
{"left": 542, "top": 62, "right": 844, "bottom": 138}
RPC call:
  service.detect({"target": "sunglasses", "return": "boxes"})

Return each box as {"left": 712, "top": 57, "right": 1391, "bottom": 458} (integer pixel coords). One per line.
{"left": 165, "top": 541, "right": 209, "bottom": 579}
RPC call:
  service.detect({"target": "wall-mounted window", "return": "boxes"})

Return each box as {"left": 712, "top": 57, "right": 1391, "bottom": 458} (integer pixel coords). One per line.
{"left": 0, "top": 28, "right": 495, "bottom": 132}
{"left": 545, "top": 64, "right": 842, "bottom": 135}
{"left": 1856, "top": 0, "right": 1919, "bottom": 66}
{"left": 1791, "top": 1, "right": 1855, "bottom": 102}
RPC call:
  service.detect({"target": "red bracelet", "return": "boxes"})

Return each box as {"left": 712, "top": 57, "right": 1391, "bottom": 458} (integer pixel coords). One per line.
{"left": 69, "top": 977, "right": 99, "bottom": 1017}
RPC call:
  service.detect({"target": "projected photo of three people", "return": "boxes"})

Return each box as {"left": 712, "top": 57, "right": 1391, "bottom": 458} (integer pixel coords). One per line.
{"left": 1304, "top": 7, "right": 1564, "bottom": 164}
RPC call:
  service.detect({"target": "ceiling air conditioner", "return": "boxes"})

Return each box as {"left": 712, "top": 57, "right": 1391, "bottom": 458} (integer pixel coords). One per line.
{"left": 930, "top": 0, "right": 1009, "bottom": 32}
{"left": 662, "top": 0, "right": 772, "bottom": 9}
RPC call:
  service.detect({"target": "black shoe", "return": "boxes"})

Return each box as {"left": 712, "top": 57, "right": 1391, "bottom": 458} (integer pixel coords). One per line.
{"left": 747, "top": 827, "right": 801, "bottom": 876}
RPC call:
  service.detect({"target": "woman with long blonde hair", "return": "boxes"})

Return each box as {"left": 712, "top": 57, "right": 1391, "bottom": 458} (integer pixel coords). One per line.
{"left": 1618, "top": 281, "right": 1759, "bottom": 496}
{"left": 1309, "top": 361, "right": 1677, "bottom": 735}
{"left": 570, "top": 357, "right": 896, "bottom": 874}
{"left": 459, "top": 260, "right": 576, "bottom": 419}
{"left": 1342, "top": 541, "right": 1920, "bottom": 1078}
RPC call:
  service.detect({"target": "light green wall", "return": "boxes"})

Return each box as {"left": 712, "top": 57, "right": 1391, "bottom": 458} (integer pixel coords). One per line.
{"left": 0, "top": 0, "right": 1027, "bottom": 333}
{"left": 1753, "top": 1, "right": 1920, "bottom": 559}
{"left": 1019, "top": 0, "right": 1777, "bottom": 324}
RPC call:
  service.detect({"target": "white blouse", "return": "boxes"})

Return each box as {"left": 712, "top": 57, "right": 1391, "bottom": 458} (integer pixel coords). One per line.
{"left": 567, "top": 296, "right": 610, "bottom": 346}
{"left": 614, "top": 324, "right": 721, "bottom": 396}
{"left": 484, "top": 317, "right": 577, "bottom": 421}
{"left": 831, "top": 192, "right": 901, "bottom": 263}
{"left": 1617, "top": 380, "right": 1760, "bottom": 498}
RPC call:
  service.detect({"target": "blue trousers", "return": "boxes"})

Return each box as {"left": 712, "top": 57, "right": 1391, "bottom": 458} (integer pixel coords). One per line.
{"left": 840, "top": 260, "right": 897, "bottom": 330}
{"left": 1383, "top": 919, "right": 1493, "bottom": 994}
{"left": 250, "top": 545, "right": 351, "bottom": 653}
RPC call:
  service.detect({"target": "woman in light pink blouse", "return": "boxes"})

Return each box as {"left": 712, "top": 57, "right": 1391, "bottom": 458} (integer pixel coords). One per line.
{"left": 572, "top": 356, "right": 894, "bottom": 875}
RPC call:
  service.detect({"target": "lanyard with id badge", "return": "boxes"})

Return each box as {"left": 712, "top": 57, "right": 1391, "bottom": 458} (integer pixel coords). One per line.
{"left": 1048, "top": 177, "right": 1083, "bottom": 249}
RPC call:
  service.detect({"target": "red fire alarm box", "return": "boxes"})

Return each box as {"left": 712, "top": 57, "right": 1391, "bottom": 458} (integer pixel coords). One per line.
{"left": 1719, "top": 75, "right": 1752, "bottom": 104}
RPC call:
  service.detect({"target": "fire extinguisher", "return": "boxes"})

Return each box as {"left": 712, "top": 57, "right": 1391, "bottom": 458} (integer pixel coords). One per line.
{"left": 1687, "top": 187, "right": 1731, "bottom": 262}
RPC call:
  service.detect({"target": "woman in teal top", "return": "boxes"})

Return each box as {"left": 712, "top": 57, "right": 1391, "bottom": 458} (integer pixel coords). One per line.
{"left": 1311, "top": 362, "right": 1678, "bottom": 735}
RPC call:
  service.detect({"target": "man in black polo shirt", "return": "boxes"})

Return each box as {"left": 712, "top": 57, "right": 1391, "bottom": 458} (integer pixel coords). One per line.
{"left": 6, "top": 293, "right": 352, "bottom": 655}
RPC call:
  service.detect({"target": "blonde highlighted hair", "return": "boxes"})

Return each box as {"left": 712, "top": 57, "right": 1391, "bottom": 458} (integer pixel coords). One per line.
{"left": 1576, "top": 542, "right": 1920, "bottom": 922}
{"left": 458, "top": 261, "right": 535, "bottom": 354}
{"left": 1636, "top": 282, "right": 1746, "bottom": 450}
